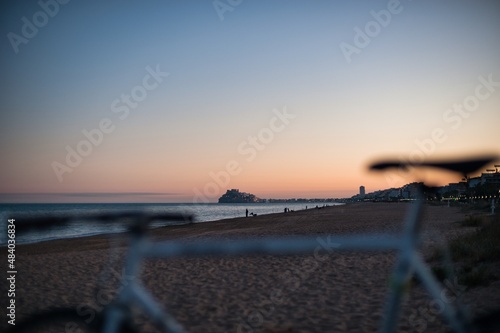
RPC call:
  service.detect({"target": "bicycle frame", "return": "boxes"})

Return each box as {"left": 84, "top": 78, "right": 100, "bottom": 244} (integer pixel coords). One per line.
{"left": 103, "top": 195, "right": 471, "bottom": 333}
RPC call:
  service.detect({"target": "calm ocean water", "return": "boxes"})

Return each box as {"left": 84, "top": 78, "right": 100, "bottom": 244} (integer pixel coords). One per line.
{"left": 0, "top": 202, "right": 341, "bottom": 245}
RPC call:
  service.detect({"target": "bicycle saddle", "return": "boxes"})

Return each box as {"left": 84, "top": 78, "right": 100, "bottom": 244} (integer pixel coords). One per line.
{"left": 369, "top": 155, "right": 498, "bottom": 176}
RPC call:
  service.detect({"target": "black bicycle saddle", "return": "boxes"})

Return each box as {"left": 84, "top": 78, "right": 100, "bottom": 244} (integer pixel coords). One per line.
{"left": 370, "top": 155, "right": 498, "bottom": 176}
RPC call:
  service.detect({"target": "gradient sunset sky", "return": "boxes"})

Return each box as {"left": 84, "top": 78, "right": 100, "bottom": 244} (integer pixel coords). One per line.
{"left": 1, "top": 0, "right": 499, "bottom": 203}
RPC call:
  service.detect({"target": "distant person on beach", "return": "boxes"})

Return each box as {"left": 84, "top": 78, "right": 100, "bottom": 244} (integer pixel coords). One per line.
{"left": 246, "top": 209, "right": 248, "bottom": 217}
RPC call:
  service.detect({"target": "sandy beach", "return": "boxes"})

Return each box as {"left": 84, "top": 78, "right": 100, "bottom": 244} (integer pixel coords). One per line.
{"left": 2, "top": 202, "right": 500, "bottom": 332}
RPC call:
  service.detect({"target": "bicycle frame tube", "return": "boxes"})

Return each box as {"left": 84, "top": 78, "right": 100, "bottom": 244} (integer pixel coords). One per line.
{"left": 103, "top": 280, "right": 187, "bottom": 333}
{"left": 411, "top": 254, "right": 470, "bottom": 333}
{"left": 141, "top": 235, "right": 403, "bottom": 258}
{"left": 102, "top": 230, "right": 187, "bottom": 333}
{"left": 102, "top": 232, "right": 146, "bottom": 333}
{"left": 135, "top": 283, "right": 187, "bottom": 333}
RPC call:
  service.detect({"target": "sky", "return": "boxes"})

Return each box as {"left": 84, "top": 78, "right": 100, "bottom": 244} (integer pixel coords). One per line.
{"left": 1, "top": 0, "right": 499, "bottom": 203}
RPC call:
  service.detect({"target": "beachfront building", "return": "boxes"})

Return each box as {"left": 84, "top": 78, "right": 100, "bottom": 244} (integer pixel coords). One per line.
{"left": 469, "top": 177, "right": 482, "bottom": 188}
{"left": 400, "top": 183, "right": 422, "bottom": 200}
{"left": 480, "top": 171, "right": 500, "bottom": 186}
{"left": 359, "top": 186, "right": 365, "bottom": 198}
{"left": 440, "top": 182, "right": 466, "bottom": 199}
{"left": 468, "top": 171, "right": 500, "bottom": 199}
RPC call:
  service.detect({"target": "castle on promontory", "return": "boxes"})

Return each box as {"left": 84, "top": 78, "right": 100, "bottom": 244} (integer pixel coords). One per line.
{"left": 218, "top": 189, "right": 264, "bottom": 203}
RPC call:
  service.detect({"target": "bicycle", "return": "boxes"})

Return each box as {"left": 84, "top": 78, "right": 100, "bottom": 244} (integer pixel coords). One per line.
{"left": 7, "top": 155, "right": 498, "bottom": 333}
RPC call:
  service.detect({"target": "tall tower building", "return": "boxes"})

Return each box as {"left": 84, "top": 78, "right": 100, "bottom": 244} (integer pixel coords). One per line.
{"left": 360, "top": 186, "right": 365, "bottom": 197}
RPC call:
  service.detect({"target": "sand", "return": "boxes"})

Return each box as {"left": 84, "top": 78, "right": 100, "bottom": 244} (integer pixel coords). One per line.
{"left": 1, "top": 202, "right": 500, "bottom": 332}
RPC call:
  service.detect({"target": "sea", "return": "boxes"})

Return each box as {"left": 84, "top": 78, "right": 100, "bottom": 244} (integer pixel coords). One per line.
{"left": 0, "top": 202, "right": 342, "bottom": 245}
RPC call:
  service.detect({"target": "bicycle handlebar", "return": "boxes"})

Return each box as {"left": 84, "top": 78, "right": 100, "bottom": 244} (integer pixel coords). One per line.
{"left": 13, "top": 211, "right": 195, "bottom": 233}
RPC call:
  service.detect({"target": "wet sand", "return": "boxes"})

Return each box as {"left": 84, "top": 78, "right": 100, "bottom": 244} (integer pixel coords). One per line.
{"left": 2, "top": 203, "right": 499, "bottom": 332}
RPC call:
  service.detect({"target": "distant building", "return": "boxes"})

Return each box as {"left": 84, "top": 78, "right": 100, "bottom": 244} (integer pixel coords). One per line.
{"left": 401, "top": 182, "right": 423, "bottom": 199}
{"left": 469, "top": 177, "right": 482, "bottom": 188}
{"left": 388, "top": 190, "right": 400, "bottom": 200}
{"left": 218, "top": 189, "right": 263, "bottom": 203}
{"left": 359, "top": 186, "right": 365, "bottom": 197}
{"left": 480, "top": 171, "right": 500, "bottom": 186}
{"left": 439, "top": 182, "right": 465, "bottom": 198}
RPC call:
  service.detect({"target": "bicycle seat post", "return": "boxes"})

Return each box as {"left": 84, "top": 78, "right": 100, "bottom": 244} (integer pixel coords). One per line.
{"left": 403, "top": 184, "right": 425, "bottom": 247}
{"left": 120, "top": 215, "right": 149, "bottom": 296}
